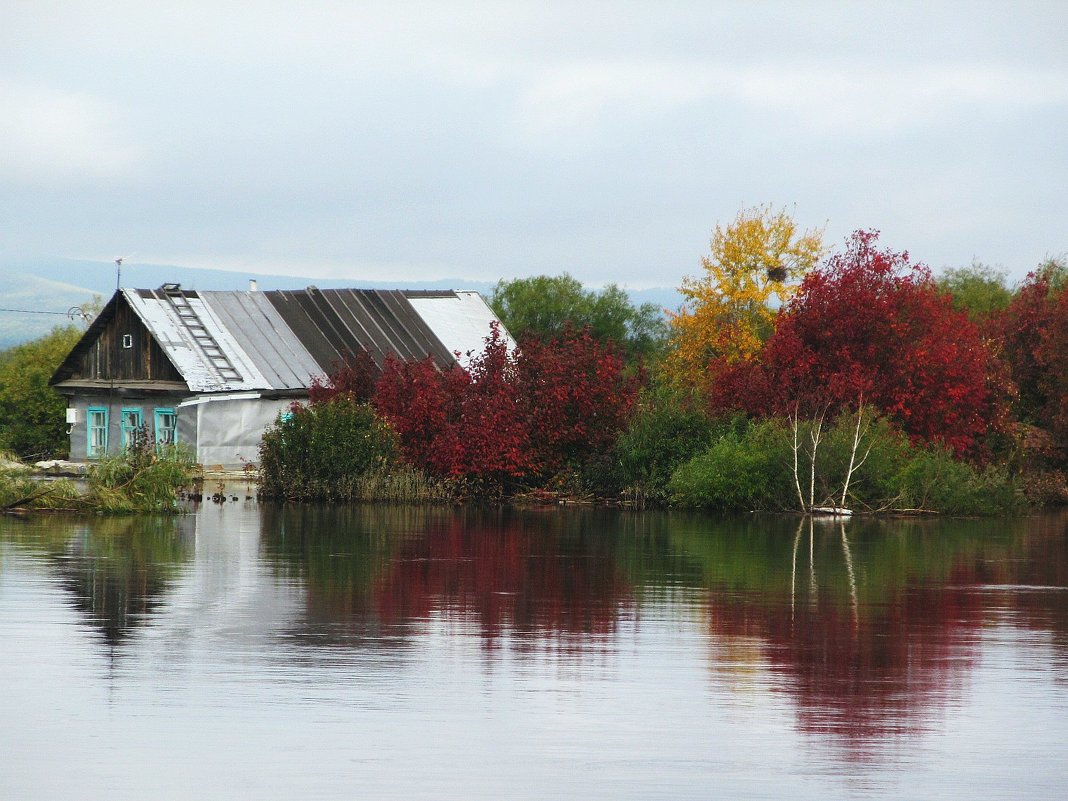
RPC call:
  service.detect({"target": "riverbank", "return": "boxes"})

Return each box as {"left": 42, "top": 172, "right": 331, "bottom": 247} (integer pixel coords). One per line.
{"left": 1, "top": 448, "right": 198, "bottom": 514}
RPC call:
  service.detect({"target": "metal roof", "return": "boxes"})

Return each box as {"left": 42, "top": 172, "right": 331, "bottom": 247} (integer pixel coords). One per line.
{"left": 56, "top": 286, "right": 509, "bottom": 394}
{"left": 128, "top": 288, "right": 273, "bottom": 392}
{"left": 264, "top": 288, "right": 457, "bottom": 372}
{"left": 261, "top": 288, "right": 511, "bottom": 373}
{"left": 407, "top": 291, "right": 511, "bottom": 368}
{"left": 196, "top": 290, "right": 321, "bottom": 390}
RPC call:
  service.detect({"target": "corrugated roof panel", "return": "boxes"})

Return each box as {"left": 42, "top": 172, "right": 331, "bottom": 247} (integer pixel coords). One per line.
{"left": 125, "top": 289, "right": 271, "bottom": 392}
{"left": 325, "top": 291, "right": 392, "bottom": 367}
{"left": 198, "top": 291, "right": 322, "bottom": 390}
{"left": 184, "top": 295, "right": 272, "bottom": 388}
{"left": 266, "top": 288, "right": 460, "bottom": 373}
{"left": 106, "top": 286, "right": 510, "bottom": 393}
{"left": 125, "top": 291, "right": 221, "bottom": 392}
{"left": 366, "top": 290, "right": 455, "bottom": 366}
{"left": 265, "top": 290, "right": 345, "bottom": 373}
{"left": 406, "top": 291, "right": 512, "bottom": 368}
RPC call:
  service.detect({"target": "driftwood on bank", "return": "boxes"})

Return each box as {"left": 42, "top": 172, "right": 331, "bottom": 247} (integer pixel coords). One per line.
{"left": 1, "top": 484, "right": 59, "bottom": 512}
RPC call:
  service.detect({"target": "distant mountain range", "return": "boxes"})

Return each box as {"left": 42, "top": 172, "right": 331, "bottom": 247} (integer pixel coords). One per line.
{"left": 0, "top": 258, "right": 683, "bottom": 350}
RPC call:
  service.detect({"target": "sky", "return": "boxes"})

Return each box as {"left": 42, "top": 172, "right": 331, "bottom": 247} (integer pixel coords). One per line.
{"left": 1, "top": 1, "right": 1066, "bottom": 289}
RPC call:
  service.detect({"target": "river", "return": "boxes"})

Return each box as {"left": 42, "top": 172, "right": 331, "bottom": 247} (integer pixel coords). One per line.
{"left": 2, "top": 499, "right": 1066, "bottom": 799}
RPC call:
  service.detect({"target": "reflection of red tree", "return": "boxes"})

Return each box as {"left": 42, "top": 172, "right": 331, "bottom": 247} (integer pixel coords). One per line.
{"left": 708, "top": 564, "right": 984, "bottom": 758}
{"left": 373, "top": 516, "right": 632, "bottom": 647}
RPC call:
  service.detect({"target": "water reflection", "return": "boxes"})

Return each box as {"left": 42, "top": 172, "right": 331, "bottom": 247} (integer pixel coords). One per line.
{"left": 257, "top": 506, "right": 1068, "bottom": 755}
{"left": 1, "top": 503, "right": 1066, "bottom": 785}
{"left": 671, "top": 513, "right": 1068, "bottom": 760}
{"left": 260, "top": 505, "right": 636, "bottom": 653}
{"left": 0, "top": 514, "right": 193, "bottom": 647}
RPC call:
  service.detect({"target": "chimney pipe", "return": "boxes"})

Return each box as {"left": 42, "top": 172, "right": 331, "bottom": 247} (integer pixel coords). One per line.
{"left": 249, "top": 279, "right": 258, "bottom": 292}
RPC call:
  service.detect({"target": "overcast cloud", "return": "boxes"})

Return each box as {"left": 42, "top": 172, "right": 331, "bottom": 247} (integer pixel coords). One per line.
{"left": 1, "top": 1, "right": 1065, "bottom": 287}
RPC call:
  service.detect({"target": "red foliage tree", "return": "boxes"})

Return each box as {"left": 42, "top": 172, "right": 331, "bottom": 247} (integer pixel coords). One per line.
{"left": 308, "top": 349, "right": 379, "bottom": 404}
{"left": 711, "top": 231, "right": 1006, "bottom": 456}
{"left": 1035, "top": 287, "right": 1068, "bottom": 445}
{"left": 373, "top": 324, "right": 639, "bottom": 483}
{"left": 374, "top": 353, "right": 470, "bottom": 475}
{"left": 990, "top": 264, "right": 1066, "bottom": 431}
{"left": 516, "top": 329, "right": 639, "bottom": 475}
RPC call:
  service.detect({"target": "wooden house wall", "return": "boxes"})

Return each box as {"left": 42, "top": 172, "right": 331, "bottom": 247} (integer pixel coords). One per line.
{"left": 70, "top": 301, "right": 184, "bottom": 382}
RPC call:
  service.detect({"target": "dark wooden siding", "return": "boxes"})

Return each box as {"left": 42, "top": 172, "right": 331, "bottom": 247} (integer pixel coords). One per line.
{"left": 68, "top": 300, "right": 184, "bottom": 382}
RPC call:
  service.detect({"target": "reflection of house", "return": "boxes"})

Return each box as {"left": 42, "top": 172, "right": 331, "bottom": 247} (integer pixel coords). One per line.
{"left": 50, "top": 284, "right": 507, "bottom": 467}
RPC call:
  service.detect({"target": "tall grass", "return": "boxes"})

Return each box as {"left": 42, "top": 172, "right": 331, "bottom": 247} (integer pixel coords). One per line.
{"left": 347, "top": 465, "right": 456, "bottom": 503}
{"left": 0, "top": 429, "right": 197, "bottom": 515}
{"left": 0, "top": 467, "right": 81, "bottom": 511}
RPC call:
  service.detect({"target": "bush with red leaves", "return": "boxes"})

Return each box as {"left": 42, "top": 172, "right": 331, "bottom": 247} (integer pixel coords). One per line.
{"left": 308, "top": 349, "right": 379, "bottom": 405}
{"left": 990, "top": 263, "right": 1068, "bottom": 432}
{"left": 373, "top": 324, "right": 638, "bottom": 484}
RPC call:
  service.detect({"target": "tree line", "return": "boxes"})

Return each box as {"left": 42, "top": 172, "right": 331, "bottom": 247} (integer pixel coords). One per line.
{"left": 259, "top": 206, "right": 1067, "bottom": 513}
{"left": 2, "top": 209, "right": 1065, "bottom": 513}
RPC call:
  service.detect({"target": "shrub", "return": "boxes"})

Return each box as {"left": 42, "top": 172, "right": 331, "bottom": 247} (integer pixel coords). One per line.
{"left": 666, "top": 409, "right": 1022, "bottom": 516}
{"left": 85, "top": 438, "right": 197, "bottom": 513}
{"left": 259, "top": 398, "right": 399, "bottom": 501}
{"left": 894, "top": 448, "right": 1022, "bottom": 515}
{"left": 615, "top": 391, "right": 719, "bottom": 504}
{"left": 668, "top": 422, "right": 792, "bottom": 511}
{"left": 374, "top": 325, "right": 639, "bottom": 487}
{"left": 517, "top": 330, "right": 639, "bottom": 476}
{"left": 308, "top": 349, "right": 378, "bottom": 404}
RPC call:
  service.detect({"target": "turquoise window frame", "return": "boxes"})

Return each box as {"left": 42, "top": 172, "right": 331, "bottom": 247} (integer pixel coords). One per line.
{"left": 87, "top": 406, "right": 108, "bottom": 458}
{"left": 120, "top": 407, "right": 143, "bottom": 450}
{"left": 154, "top": 407, "right": 177, "bottom": 446}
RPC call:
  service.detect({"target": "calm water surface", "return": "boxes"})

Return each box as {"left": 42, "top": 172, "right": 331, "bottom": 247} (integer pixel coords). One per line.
{"left": 2, "top": 501, "right": 1067, "bottom": 800}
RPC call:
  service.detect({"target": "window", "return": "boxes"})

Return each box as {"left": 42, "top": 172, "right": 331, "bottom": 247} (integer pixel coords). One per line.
{"left": 154, "top": 408, "right": 177, "bottom": 446}
{"left": 87, "top": 407, "right": 108, "bottom": 458}
{"left": 120, "top": 407, "right": 143, "bottom": 450}
{"left": 122, "top": 333, "right": 133, "bottom": 349}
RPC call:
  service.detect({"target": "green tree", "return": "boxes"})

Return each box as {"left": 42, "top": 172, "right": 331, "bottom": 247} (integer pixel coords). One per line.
{"left": 936, "top": 262, "right": 1012, "bottom": 320}
{"left": 0, "top": 325, "right": 82, "bottom": 459}
{"left": 489, "top": 273, "right": 666, "bottom": 361}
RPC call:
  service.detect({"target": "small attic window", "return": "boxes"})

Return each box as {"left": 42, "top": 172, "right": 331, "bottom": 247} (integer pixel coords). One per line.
{"left": 122, "top": 334, "right": 133, "bottom": 349}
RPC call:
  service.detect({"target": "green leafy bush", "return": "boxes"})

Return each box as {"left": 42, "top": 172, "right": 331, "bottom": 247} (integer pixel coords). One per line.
{"left": 615, "top": 390, "right": 719, "bottom": 504}
{"left": 668, "top": 422, "right": 792, "bottom": 511}
{"left": 803, "top": 411, "right": 912, "bottom": 509}
{"left": 666, "top": 408, "right": 1022, "bottom": 516}
{"left": 895, "top": 448, "right": 1022, "bottom": 515}
{"left": 259, "top": 399, "right": 404, "bottom": 501}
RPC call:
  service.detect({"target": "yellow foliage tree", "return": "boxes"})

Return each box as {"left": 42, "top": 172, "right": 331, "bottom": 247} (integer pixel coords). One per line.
{"left": 664, "top": 206, "right": 824, "bottom": 391}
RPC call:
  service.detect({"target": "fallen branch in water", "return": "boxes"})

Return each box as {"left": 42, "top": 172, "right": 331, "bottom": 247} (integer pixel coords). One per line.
{"left": 1, "top": 484, "right": 58, "bottom": 512}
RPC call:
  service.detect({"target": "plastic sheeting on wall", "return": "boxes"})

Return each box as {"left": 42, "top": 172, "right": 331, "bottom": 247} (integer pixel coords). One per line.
{"left": 184, "top": 396, "right": 293, "bottom": 469}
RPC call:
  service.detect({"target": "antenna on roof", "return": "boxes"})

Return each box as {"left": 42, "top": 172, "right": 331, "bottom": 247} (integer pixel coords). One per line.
{"left": 114, "top": 252, "right": 137, "bottom": 291}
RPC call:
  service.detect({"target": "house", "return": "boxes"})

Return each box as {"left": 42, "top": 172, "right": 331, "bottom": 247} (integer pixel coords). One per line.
{"left": 50, "top": 283, "right": 508, "bottom": 468}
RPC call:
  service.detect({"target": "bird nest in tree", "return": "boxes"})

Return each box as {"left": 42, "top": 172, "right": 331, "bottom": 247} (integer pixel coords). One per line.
{"left": 767, "top": 266, "right": 788, "bottom": 282}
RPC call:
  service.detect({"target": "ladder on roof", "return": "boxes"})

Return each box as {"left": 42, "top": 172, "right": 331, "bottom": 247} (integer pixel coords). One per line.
{"left": 160, "top": 285, "right": 243, "bottom": 383}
